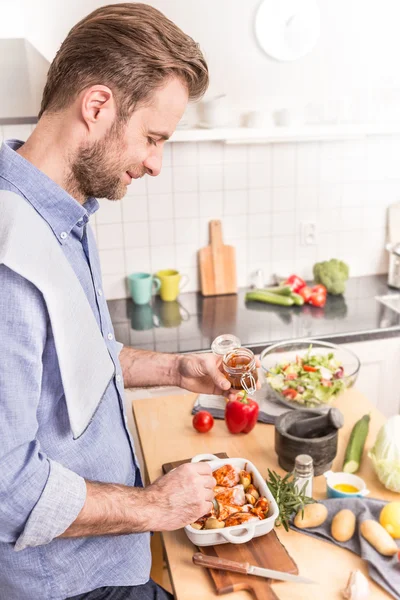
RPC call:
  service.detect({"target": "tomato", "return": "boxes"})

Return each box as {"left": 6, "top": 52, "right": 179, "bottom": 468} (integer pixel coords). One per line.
{"left": 321, "top": 379, "right": 332, "bottom": 387}
{"left": 309, "top": 291, "right": 327, "bottom": 307}
{"left": 312, "top": 284, "right": 327, "bottom": 297}
{"left": 285, "top": 373, "right": 297, "bottom": 380}
{"left": 192, "top": 411, "right": 214, "bottom": 433}
{"left": 303, "top": 365, "right": 318, "bottom": 372}
{"left": 299, "top": 286, "right": 312, "bottom": 302}
{"left": 282, "top": 388, "right": 298, "bottom": 399}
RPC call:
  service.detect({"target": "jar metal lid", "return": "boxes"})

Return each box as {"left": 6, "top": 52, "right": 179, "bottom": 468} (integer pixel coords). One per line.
{"left": 211, "top": 334, "right": 241, "bottom": 356}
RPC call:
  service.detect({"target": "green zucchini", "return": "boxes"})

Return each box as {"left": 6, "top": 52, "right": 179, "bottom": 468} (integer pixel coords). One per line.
{"left": 290, "top": 292, "right": 305, "bottom": 306}
{"left": 342, "top": 414, "right": 370, "bottom": 473}
{"left": 245, "top": 291, "right": 294, "bottom": 306}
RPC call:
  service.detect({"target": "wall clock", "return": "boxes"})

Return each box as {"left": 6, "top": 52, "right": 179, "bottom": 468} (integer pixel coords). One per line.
{"left": 255, "top": 0, "right": 320, "bottom": 61}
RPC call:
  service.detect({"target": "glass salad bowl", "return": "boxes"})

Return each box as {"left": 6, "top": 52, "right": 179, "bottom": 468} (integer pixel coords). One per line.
{"left": 260, "top": 339, "right": 360, "bottom": 410}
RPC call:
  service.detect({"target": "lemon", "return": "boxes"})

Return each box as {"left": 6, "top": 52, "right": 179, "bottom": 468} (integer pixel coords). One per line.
{"left": 379, "top": 502, "right": 400, "bottom": 538}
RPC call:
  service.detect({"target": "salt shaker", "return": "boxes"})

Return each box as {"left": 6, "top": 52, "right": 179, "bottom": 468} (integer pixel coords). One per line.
{"left": 294, "top": 454, "right": 314, "bottom": 498}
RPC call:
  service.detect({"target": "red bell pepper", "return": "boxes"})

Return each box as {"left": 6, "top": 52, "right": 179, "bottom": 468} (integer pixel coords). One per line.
{"left": 225, "top": 392, "right": 259, "bottom": 434}
{"left": 284, "top": 274, "right": 306, "bottom": 294}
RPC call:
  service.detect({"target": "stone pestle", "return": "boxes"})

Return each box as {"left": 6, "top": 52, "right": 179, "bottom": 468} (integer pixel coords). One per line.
{"left": 288, "top": 407, "right": 344, "bottom": 439}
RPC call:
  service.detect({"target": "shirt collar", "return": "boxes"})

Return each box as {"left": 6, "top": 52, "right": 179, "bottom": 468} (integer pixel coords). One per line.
{"left": 0, "top": 140, "right": 99, "bottom": 244}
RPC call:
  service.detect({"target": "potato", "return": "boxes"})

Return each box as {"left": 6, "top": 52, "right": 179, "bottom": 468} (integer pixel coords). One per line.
{"left": 190, "top": 522, "right": 203, "bottom": 530}
{"left": 360, "top": 520, "right": 398, "bottom": 556}
{"left": 204, "top": 517, "right": 225, "bottom": 530}
{"left": 246, "top": 484, "right": 259, "bottom": 500}
{"left": 245, "top": 493, "right": 256, "bottom": 505}
{"left": 331, "top": 509, "right": 356, "bottom": 542}
{"left": 239, "top": 470, "right": 252, "bottom": 490}
{"left": 294, "top": 503, "right": 328, "bottom": 529}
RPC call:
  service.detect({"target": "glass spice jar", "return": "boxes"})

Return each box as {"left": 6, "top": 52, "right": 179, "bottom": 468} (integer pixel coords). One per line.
{"left": 211, "top": 334, "right": 258, "bottom": 394}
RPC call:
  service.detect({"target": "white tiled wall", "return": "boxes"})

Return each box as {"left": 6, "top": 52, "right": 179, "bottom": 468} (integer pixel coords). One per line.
{"left": 1, "top": 124, "right": 396, "bottom": 299}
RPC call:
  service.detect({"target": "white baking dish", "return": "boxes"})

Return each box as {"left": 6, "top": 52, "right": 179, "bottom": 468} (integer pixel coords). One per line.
{"left": 184, "top": 453, "right": 279, "bottom": 546}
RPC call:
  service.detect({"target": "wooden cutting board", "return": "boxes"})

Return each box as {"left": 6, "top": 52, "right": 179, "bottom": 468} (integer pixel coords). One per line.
{"left": 162, "top": 454, "right": 298, "bottom": 600}
{"left": 199, "top": 220, "right": 237, "bottom": 296}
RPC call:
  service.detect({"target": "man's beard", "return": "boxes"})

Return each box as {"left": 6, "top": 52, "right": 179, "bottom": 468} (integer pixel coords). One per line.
{"left": 68, "top": 121, "right": 134, "bottom": 201}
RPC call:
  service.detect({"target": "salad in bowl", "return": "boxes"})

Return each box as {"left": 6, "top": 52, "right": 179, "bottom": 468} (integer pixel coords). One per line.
{"left": 261, "top": 340, "right": 360, "bottom": 409}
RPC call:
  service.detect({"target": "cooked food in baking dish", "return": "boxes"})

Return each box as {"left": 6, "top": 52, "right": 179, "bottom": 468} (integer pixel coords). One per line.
{"left": 191, "top": 464, "right": 270, "bottom": 530}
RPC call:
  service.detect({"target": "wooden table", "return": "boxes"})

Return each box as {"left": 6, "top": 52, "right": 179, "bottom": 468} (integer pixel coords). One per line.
{"left": 132, "top": 389, "right": 398, "bottom": 600}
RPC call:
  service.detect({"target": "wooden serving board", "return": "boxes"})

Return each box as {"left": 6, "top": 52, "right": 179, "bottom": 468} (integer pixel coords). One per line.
{"left": 162, "top": 454, "right": 298, "bottom": 600}
{"left": 198, "top": 220, "right": 237, "bottom": 296}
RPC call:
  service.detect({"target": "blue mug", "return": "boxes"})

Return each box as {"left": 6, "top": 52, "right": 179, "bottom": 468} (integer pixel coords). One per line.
{"left": 128, "top": 272, "right": 160, "bottom": 305}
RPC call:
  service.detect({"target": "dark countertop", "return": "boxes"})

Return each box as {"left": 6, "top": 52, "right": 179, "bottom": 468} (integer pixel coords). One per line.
{"left": 108, "top": 274, "right": 400, "bottom": 353}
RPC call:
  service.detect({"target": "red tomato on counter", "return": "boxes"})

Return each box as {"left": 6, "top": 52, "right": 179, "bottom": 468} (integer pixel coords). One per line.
{"left": 193, "top": 411, "right": 214, "bottom": 433}
{"left": 299, "top": 286, "right": 312, "bottom": 303}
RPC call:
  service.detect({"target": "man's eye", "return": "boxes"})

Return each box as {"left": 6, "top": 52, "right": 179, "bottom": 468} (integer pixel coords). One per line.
{"left": 147, "top": 137, "right": 157, "bottom": 146}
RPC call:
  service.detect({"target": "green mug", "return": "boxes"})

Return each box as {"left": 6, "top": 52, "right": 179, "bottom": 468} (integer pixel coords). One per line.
{"left": 128, "top": 272, "right": 160, "bottom": 305}
{"left": 155, "top": 269, "right": 189, "bottom": 302}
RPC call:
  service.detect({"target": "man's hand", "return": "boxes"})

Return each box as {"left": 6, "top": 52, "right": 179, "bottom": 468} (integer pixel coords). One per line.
{"left": 176, "top": 352, "right": 261, "bottom": 401}
{"left": 143, "top": 462, "right": 216, "bottom": 531}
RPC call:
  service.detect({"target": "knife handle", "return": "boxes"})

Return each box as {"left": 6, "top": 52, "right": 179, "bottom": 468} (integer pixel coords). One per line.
{"left": 193, "top": 552, "right": 250, "bottom": 574}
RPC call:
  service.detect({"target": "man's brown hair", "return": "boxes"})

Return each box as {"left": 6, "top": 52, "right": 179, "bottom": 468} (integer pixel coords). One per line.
{"left": 39, "top": 2, "right": 208, "bottom": 119}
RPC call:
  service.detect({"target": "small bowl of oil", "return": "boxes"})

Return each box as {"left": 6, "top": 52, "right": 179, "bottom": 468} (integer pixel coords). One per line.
{"left": 323, "top": 471, "right": 370, "bottom": 499}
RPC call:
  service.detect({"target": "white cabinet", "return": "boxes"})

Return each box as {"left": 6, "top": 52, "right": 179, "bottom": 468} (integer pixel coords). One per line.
{"left": 344, "top": 337, "right": 400, "bottom": 417}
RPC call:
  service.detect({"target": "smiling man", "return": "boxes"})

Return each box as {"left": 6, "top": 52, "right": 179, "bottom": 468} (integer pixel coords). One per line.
{"left": 0, "top": 4, "right": 238, "bottom": 600}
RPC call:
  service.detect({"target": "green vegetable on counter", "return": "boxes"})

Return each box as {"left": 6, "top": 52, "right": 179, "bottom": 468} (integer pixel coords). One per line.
{"left": 263, "top": 285, "right": 293, "bottom": 296}
{"left": 290, "top": 292, "right": 305, "bottom": 306}
{"left": 266, "top": 469, "right": 315, "bottom": 532}
{"left": 343, "top": 414, "right": 370, "bottom": 473}
{"left": 245, "top": 286, "right": 305, "bottom": 307}
{"left": 245, "top": 290, "right": 294, "bottom": 306}
{"left": 313, "top": 258, "right": 349, "bottom": 295}
{"left": 369, "top": 415, "right": 400, "bottom": 492}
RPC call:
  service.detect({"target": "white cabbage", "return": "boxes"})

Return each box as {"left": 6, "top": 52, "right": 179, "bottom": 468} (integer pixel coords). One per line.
{"left": 369, "top": 415, "right": 400, "bottom": 492}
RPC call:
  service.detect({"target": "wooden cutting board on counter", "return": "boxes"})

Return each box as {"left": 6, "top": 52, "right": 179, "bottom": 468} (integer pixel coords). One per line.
{"left": 162, "top": 454, "right": 298, "bottom": 600}
{"left": 198, "top": 220, "right": 237, "bottom": 296}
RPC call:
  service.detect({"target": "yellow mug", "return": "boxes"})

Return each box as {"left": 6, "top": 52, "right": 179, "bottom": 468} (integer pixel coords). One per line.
{"left": 155, "top": 269, "right": 189, "bottom": 302}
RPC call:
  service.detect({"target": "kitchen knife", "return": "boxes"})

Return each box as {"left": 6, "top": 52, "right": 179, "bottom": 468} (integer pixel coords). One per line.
{"left": 192, "top": 552, "right": 316, "bottom": 584}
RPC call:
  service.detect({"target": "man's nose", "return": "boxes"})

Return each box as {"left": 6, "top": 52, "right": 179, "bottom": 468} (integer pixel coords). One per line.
{"left": 144, "top": 155, "right": 162, "bottom": 177}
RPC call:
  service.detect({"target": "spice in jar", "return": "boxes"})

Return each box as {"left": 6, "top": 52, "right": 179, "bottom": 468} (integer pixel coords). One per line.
{"left": 211, "top": 335, "right": 258, "bottom": 394}
{"left": 223, "top": 348, "right": 258, "bottom": 392}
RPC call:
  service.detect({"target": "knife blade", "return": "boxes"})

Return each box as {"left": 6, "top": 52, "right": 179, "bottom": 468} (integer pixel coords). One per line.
{"left": 192, "top": 552, "right": 316, "bottom": 585}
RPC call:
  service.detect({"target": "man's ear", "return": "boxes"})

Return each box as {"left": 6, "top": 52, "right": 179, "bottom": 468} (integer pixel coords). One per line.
{"left": 79, "top": 85, "right": 116, "bottom": 135}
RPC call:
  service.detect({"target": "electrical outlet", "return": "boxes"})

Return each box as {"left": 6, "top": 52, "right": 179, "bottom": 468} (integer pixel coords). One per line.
{"left": 300, "top": 221, "right": 317, "bottom": 246}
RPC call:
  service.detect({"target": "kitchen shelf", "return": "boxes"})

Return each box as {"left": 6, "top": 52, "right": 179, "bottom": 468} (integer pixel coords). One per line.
{"left": 170, "top": 124, "right": 400, "bottom": 144}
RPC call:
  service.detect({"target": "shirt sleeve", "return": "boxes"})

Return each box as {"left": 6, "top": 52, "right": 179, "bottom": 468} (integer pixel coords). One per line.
{"left": 0, "top": 265, "right": 87, "bottom": 551}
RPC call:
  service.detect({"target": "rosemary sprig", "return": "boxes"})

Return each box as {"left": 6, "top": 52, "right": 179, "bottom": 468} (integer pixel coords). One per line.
{"left": 266, "top": 468, "right": 315, "bottom": 532}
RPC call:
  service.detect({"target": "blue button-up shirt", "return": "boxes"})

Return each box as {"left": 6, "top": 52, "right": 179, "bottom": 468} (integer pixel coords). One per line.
{"left": 0, "top": 140, "right": 151, "bottom": 600}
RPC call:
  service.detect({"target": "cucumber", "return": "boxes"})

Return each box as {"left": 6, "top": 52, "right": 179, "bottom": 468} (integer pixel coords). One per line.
{"left": 342, "top": 414, "right": 370, "bottom": 474}
{"left": 245, "top": 291, "right": 294, "bottom": 306}
{"left": 290, "top": 292, "right": 305, "bottom": 306}
{"left": 263, "top": 285, "right": 293, "bottom": 296}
